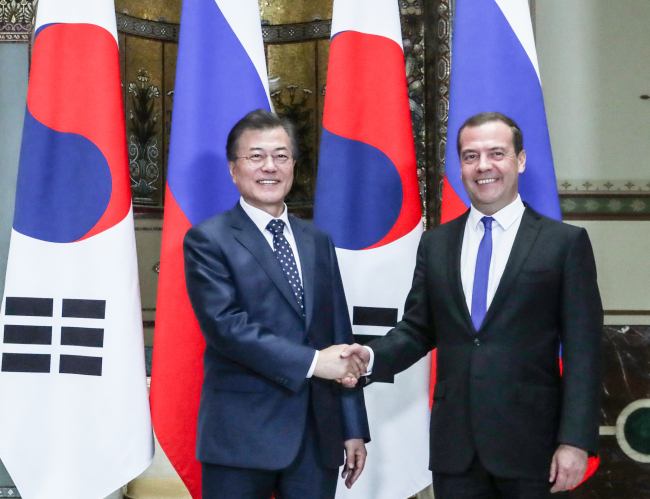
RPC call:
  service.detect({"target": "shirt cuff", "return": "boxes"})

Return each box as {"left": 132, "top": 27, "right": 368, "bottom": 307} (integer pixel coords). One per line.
{"left": 306, "top": 350, "right": 319, "bottom": 378}
{"left": 363, "top": 345, "right": 374, "bottom": 375}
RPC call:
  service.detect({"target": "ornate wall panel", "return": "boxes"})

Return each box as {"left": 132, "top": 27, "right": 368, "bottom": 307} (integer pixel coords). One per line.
{"left": 115, "top": 2, "right": 430, "bottom": 218}
{"left": 259, "top": 0, "right": 332, "bottom": 25}
{"left": 0, "top": 0, "right": 36, "bottom": 42}
{"left": 115, "top": 0, "right": 180, "bottom": 23}
{"left": 424, "top": 0, "right": 452, "bottom": 227}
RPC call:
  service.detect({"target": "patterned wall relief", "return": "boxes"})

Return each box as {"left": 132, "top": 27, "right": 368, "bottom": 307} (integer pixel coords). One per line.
{"left": 400, "top": 0, "right": 427, "bottom": 217}
{"left": 259, "top": 0, "right": 332, "bottom": 25}
{"left": 117, "top": 13, "right": 177, "bottom": 211}
{"left": 424, "top": 0, "right": 452, "bottom": 228}
{"left": 116, "top": 2, "right": 429, "bottom": 218}
{"left": 115, "top": 0, "right": 180, "bottom": 24}
{"left": 128, "top": 70, "right": 162, "bottom": 206}
{"left": 0, "top": 0, "right": 36, "bottom": 42}
{"left": 558, "top": 180, "right": 650, "bottom": 220}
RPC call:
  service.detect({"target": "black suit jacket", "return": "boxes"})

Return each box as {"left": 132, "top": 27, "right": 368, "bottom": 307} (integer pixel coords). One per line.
{"left": 368, "top": 206, "right": 602, "bottom": 480}
{"left": 183, "top": 203, "right": 370, "bottom": 471}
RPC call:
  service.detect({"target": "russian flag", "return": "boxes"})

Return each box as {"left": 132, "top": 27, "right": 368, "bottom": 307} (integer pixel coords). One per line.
{"left": 313, "top": 1, "right": 431, "bottom": 497}
{"left": 443, "top": 0, "right": 598, "bottom": 485}
{"left": 442, "top": 0, "right": 561, "bottom": 223}
{"left": 149, "top": 0, "right": 271, "bottom": 497}
{"left": 0, "top": 0, "right": 154, "bottom": 497}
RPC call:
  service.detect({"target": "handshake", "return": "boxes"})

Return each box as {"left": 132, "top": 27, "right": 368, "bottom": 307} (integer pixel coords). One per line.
{"left": 313, "top": 344, "right": 370, "bottom": 388}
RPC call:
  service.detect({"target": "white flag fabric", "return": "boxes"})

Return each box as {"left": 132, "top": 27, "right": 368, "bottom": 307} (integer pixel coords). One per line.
{"left": 314, "top": 1, "right": 431, "bottom": 497}
{"left": 0, "top": 1, "right": 153, "bottom": 497}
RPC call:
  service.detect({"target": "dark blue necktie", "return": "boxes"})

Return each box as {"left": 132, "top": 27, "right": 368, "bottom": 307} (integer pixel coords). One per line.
{"left": 266, "top": 219, "right": 305, "bottom": 316}
{"left": 471, "top": 216, "right": 494, "bottom": 331}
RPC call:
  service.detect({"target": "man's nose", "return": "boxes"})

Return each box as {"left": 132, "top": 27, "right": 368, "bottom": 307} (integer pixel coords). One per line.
{"left": 477, "top": 154, "right": 491, "bottom": 171}
{"left": 261, "top": 156, "right": 277, "bottom": 171}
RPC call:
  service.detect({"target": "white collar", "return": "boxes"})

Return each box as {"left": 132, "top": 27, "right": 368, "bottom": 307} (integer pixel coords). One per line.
{"left": 239, "top": 197, "right": 292, "bottom": 235}
{"left": 468, "top": 194, "right": 525, "bottom": 231}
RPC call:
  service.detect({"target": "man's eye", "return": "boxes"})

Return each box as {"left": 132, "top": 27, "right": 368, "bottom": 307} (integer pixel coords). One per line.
{"left": 250, "top": 154, "right": 264, "bottom": 161}
{"left": 275, "top": 154, "right": 289, "bottom": 160}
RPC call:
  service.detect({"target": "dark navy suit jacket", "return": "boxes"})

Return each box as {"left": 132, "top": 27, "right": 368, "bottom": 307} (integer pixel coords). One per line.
{"left": 183, "top": 202, "right": 370, "bottom": 471}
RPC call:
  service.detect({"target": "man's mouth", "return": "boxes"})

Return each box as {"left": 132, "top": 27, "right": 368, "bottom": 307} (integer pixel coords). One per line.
{"left": 477, "top": 178, "right": 497, "bottom": 185}
{"left": 258, "top": 180, "right": 280, "bottom": 184}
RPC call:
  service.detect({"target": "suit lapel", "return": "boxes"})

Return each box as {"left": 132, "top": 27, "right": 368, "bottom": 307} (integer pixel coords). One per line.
{"left": 291, "top": 217, "right": 315, "bottom": 331}
{"left": 480, "top": 207, "right": 542, "bottom": 330}
{"left": 448, "top": 211, "right": 475, "bottom": 334}
{"left": 229, "top": 205, "right": 304, "bottom": 319}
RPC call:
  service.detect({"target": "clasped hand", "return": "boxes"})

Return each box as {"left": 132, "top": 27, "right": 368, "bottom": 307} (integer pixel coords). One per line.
{"left": 312, "top": 344, "right": 370, "bottom": 387}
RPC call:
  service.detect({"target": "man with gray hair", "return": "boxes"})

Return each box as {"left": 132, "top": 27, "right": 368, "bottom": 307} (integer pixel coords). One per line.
{"left": 184, "top": 109, "right": 370, "bottom": 498}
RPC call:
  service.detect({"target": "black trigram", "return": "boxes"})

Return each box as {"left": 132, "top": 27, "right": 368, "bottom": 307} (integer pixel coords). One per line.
{"left": 352, "top": 306, "right": 398, "bottom": 384}
{"left": 2, "top": 297, "right": 105, "bottom": 376}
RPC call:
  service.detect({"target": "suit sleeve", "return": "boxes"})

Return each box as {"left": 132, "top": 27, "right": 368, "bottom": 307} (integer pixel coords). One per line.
{"left": 367, "top": 233, "right": 437, "bottom": 382}
{"left": 557, "top": 228, "right": 603, "bottom": 454}
{"left": 183, "top": 225, "right": 315, "bottom": 393}
{"left": 328, "top": 237, "right": 371, "bottom": 442}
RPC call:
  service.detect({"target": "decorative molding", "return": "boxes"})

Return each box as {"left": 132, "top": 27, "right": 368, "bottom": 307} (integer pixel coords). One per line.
{"left": 424, "top": 0, "right": 452, "bottom": 227}
{"left": 128, "top": 70, "right": 162, "bottom": 206}
{"left": 116, "top": 12, "right": 179, "bottom": 42}
{"left": 0, "top": 487, "right": 19, "bottom": 497}
{"left": 560, "top": 193, "right": 650, "bottom": 220}
{"left": 400, "top": 0, "right": 426, "bottom": 218}
{"left": 115, "top": 12, "right": 332, "bottom": 44}
{"left": 558, "top": 179, "right": 650, "bottom": 193}
{"left": 0, "top": 0, "right": 36, "bottom": 43}
{"left": 261, "top": 19, "right": 331, "bottom": 43}
{"left": 605, "top": 311, "right": 650, "bottom": 316}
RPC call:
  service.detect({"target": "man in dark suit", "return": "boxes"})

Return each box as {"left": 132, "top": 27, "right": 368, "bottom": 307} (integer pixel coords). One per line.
{"left": 343, "top": 112, "right": 602, "bottom": 498}
{"left": 184, "top": 109, "right": 370, "bottom": 499}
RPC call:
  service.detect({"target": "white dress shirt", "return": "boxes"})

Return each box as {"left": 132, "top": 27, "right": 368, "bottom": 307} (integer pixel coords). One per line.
{"left": 461, "top": 195, "right": 525, "bottom": 313}
{"left": 238, "top": 198, "right": 318, "bottom": 378}
{"left": 364, "top": 195, "right": 525, "bottom": 374}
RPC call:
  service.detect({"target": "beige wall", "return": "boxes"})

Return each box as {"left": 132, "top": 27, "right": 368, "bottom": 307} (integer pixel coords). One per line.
{"left": 535, "top": 2, "right": 650, "bottom": 322}
{"left": 567, "top": 221, "right": 650, "bottom": 324}
{"left": 536, "top": 0, "right": 650, "bottom": 182}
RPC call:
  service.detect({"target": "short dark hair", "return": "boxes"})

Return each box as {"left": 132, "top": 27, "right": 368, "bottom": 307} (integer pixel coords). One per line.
{"left": 226, "top": 108, "right": 299, "bottom": 162}
{"left": 457, "top": 112, "right": 524, "bottom": 156}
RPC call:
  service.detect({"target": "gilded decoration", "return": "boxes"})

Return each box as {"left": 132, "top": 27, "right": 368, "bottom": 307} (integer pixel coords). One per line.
{"left": 259, "top": 0, "right": 332, "bottom": 25}
{"left": 115, "top": 0, "right": 430, "bottom": 218}
{"left": 400, "top": 0, "right": 426, "bottom": 216}
{"left": 128, "top": 70, "right": 162, "bottom": 205}
{"left": 115, "top": 0, "right": 180, "bottom": 23}
{"left": 0, "top": 0, "right": 36, "bottom": 42}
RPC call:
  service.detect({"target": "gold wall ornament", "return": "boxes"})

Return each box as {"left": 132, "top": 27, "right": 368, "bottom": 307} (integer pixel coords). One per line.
{"left": 0, "top": 0, "right": 36, "bottom": 42}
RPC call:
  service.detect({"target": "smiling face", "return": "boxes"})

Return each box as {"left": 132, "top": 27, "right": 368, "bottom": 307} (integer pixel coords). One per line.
{"left": 459, "top": 121, "right": 526, "bottom": 216}
{"left": 228, "top": 126, "right": 294, "bottom": 218}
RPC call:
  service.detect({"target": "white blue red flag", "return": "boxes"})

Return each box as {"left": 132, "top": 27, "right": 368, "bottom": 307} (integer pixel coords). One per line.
{"left": 0, "top": 0, "right": 154, "bottom": 497}
{"left": 442, "top": 0, "right": 599, "bottom": 484}
{"left": 313, "top": 1, "right": 431, "bottom": 497}
{"left": 149, "top": 0, "right": 271, "bottom": 497}
{"left": 442, "top": 0, "right": 561, "bottom": 223}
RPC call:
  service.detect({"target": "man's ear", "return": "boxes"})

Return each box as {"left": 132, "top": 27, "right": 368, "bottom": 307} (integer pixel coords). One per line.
{"left": 517, "top": 150, "right": 526, "bottom": 173}
{"left": 228, "top": 161, "right": 237, "bottom": 182}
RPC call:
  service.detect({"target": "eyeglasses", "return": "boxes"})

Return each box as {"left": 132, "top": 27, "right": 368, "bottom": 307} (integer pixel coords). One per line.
{"left": 237, "top": 153, "right": 294, "bottom": 167}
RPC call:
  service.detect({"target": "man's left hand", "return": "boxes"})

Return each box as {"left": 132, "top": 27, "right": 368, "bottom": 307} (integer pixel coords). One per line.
{"left": 549, "top": 444, "right": 588, "bottom": 493}
{"left": 342, "top": 438, "right": 367, "bottom": 488}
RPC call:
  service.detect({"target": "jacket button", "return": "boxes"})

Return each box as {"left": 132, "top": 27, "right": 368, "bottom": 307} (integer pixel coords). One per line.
{"left": 474, "top": 338, "right": 481, "bottom": 346}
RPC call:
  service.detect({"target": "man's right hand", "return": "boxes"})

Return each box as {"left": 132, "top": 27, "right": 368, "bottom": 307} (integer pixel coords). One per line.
{"left": 313, "top": 344, "right": 367, "bottom": 381}
{"left": 338, "top": 344, "right": 371, "bottom": 388}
